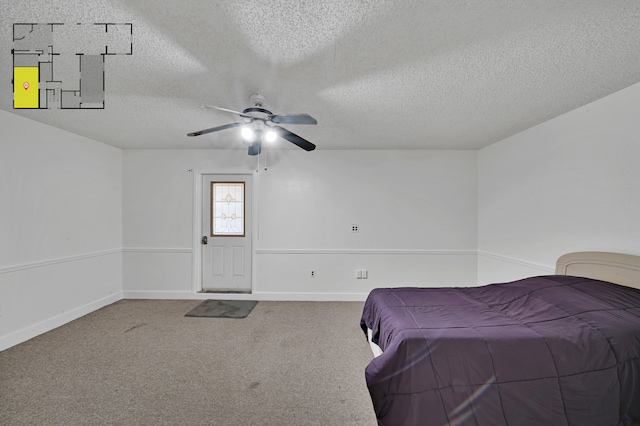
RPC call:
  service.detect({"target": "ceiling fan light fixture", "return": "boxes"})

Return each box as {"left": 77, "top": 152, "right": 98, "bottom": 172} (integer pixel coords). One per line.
{"left": 264, "top": 130, "right": 277, "bottom": 143}
{"left": 241, "top": 127, "right": 255, "bottom": 142}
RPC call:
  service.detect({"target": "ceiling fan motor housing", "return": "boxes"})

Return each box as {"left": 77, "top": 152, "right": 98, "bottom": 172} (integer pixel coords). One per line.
{"left": 249, "top": 94, "right": 266, "bottom": 108}
{"left": 243, "top": 94, "right": 272, "bottom": 116}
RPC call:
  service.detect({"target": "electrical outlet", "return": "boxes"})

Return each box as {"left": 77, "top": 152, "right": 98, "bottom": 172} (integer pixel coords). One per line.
{"left": 351, "top": 224, "right": 359, "bottom": 233}
{"left": 356, "top": 269, "right": 368, "bottom": 279}
{"left": 310, "top": 270, "right": 316, "bottom": 278}
{"left": 356, "top": 269, "right": 369, "bottom": 280}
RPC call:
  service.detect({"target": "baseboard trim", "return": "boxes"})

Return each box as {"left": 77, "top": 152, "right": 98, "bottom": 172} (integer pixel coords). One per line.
{"left": 123, "top": 290, "right": 369, "bottom": 302}
{"left": 0, "top": 292, "right": 123, "bottom": 352}
{"left": 478, "top": 251, "right": 555, "bottom": 273}
{"left": 0, "top": 249, "right": 122, "bottom": 275}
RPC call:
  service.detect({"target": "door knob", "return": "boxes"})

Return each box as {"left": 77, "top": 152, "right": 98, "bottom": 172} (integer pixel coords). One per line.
{"left": 201, "top": 235, "right": 208, "bottom": 245}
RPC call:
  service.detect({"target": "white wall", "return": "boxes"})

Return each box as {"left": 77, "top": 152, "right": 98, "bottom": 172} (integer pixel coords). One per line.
{"left": 123, "top": 149, "right": 478, "bottom": 299}
{"left": 3, "top": 82, "right": 639, "bottom": 350}
{"left": 478, "top": 82, "right": 640, "bottom": 284}
{"left": 0, "top": 110, "right": 123, "bottom": 351}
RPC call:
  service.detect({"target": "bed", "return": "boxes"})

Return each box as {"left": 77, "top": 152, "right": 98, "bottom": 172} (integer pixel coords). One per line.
{"left": 360, "top": 252, "right": 640, "bottom": 425}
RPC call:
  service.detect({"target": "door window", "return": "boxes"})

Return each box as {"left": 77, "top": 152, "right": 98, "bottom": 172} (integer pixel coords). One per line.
{"left": 211, "top": 182, "right": 245, "bottom": 236}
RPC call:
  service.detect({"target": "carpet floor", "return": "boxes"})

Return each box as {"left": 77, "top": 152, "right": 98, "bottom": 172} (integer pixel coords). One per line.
{"left": 0, "top": 300, "right": 377, "bottom": 425}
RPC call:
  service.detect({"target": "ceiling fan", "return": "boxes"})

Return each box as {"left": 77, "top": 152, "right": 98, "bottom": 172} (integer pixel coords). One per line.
{"left": 187, "top": 94, "right": 317, "bottom": 155}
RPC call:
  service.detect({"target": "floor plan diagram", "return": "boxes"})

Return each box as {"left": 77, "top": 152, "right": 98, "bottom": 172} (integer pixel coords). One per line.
{"left": 12, "top": 23, "right": 132, "bottom": 109}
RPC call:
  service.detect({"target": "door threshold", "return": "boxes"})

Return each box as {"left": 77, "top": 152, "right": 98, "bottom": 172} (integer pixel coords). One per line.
{"left": 199, "top": 290, "right": 252, "bottom": 294}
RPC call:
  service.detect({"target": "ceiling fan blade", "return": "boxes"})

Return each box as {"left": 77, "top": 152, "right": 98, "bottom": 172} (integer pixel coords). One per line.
{"left": 203, "top": 105, "right": 254, "bottom": 119}
{"left": 187, "top": 121, "right": 245, "bottom": 137}
{"left": 248, "top": 141, "right": 262, "bottom": 156}
{"left": 270, "top": 113, "right": 317, "bottom": 125}
{"left": 273, "top": 126, "right": 316, "bottom": 151}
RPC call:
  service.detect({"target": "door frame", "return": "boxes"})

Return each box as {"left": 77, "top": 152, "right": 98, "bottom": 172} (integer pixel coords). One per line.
{"left": 191, "top": 170, "right": 258, "bottom": 293}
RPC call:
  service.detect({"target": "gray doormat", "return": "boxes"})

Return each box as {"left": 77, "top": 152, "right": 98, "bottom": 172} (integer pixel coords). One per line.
{"left": 185, "top": 300, "right": 258, "bottom": 318}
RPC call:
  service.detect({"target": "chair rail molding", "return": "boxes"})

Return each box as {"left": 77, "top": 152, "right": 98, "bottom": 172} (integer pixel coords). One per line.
{"left": 0, "top": 248, "right": 122, "bottom": 275}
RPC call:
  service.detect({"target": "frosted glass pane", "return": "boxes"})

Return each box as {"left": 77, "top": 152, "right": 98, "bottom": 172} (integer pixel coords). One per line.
{"left": 211, "top": 182, "right": 245, "bottom": 236}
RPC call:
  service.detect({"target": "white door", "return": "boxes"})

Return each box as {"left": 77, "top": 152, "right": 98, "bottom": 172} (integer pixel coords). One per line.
{"left": 202, "top": 174, "right": 252, "bottom": 292}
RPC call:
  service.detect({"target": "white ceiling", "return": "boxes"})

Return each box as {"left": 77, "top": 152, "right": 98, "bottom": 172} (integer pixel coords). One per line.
{"left": 2, "top": 0, "right": 640, "bottom": 151}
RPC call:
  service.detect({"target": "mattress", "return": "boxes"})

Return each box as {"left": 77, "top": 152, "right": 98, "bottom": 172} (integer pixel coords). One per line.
{"left": 360, "top": 275, "right": 640, "bottom": 425}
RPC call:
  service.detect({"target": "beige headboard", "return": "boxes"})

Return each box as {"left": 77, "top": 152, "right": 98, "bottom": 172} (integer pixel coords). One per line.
{"left": 556, "top": 252, "right": 640, "bottom": 290}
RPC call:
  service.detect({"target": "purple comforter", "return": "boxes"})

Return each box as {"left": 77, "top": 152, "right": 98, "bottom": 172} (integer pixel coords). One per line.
{"left": 360, "top": 275, "right": 640, "bottom": 425}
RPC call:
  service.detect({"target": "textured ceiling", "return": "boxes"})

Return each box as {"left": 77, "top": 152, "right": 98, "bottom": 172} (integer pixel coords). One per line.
{"left": 1, "top": 0, "right": 640, "bottom": 150}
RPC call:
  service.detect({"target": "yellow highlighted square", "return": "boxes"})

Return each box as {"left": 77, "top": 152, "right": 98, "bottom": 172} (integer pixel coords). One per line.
{"left": 14, "top": 66, "right": 39, "bottom": 108}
